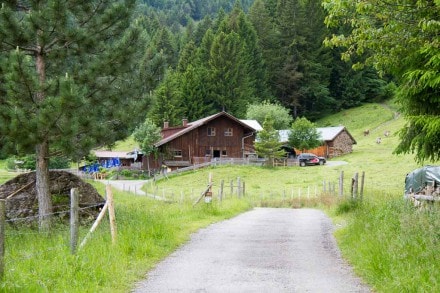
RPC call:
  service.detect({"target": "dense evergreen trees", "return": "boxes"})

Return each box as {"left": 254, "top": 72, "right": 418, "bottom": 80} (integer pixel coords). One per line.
{"left": 140, "top": 0, "right": 391, "bottom": 127}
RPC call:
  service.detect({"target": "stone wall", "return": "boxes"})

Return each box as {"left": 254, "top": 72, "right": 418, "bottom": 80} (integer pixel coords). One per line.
{"left": 330, "top": 131, "right": 354, "bottom": 157}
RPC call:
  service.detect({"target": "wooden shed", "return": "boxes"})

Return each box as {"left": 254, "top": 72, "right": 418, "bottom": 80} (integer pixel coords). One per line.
{"left": 279, "top": 126, "right": 357, "bottom": 158}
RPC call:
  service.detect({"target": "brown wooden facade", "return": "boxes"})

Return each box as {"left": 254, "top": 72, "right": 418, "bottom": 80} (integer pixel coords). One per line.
{"left": 145, "top": 112, "right": 258, "bottom": 170}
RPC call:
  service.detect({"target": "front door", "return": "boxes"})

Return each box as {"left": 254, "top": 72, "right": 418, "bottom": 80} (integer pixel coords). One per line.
{"left": 213, "top": 149, "right": 221, "bottom": 158}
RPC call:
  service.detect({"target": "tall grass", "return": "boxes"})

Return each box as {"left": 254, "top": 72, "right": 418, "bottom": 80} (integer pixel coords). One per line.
{"left": 1, "top": 186, "right": 251, "bottom": 292}
{"left": 335, "top": 197, "right": 439, "bottom": 292}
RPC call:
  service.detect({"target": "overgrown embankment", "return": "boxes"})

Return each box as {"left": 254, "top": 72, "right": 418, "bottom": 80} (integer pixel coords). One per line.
{"left": 334, "top": 197, "right": 439, "bottom": 292}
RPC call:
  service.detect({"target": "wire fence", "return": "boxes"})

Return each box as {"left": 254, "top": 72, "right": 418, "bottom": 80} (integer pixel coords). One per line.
{"left": 138, "top": 170, "right": 399, "bottom": 206}
{"left": 0, "top": 193, "right": 109, "bottom": 276}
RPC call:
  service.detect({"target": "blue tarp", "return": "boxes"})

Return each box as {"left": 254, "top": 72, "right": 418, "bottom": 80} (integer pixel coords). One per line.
{"left": 82, "top": 158, "right": 121, "bottom": 173}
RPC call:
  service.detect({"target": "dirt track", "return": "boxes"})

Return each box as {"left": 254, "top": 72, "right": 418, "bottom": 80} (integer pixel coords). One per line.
{"left": 132, "top": 208, "right": 370, "bottom": 292}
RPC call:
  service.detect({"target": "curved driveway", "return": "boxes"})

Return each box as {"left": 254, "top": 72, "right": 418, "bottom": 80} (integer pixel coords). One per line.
{"left": 133, "top": 208, "right": 370, "bottom": 293}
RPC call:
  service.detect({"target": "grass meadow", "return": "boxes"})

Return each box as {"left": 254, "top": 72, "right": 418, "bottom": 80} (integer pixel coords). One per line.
{"left": 1, "top": 184, "right": 251, "bottom": 292}
{"left": 0, "top": 101, "right": 438, "bottom": 292}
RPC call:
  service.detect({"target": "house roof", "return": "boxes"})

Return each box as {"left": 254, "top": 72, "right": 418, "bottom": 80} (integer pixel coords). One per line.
{"left": 94, "top": 150, "right": 136, "bottom": 159}
{"left": 240, "top": 119, "right": 263, "bottom": 131}
{"left": 278, "top": 126, "right": 357, "bottom": 144}
{"left": 155, "top": 112, "right": 258, "bottom": 147}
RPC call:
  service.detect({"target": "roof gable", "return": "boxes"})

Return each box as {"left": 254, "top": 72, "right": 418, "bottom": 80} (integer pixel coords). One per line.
{"left": 278, "top": 126, "right": 356, "bottom": 144}
{"left": 155, "top": 112, "right": 257, "bottom": 147}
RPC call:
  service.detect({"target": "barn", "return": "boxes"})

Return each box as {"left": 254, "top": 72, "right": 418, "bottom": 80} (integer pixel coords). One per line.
{"left": 146, "top": 112, "right": 261, "bottom": 170}
{"left": 279, "top": 126, "right": 357, "bottom": 158}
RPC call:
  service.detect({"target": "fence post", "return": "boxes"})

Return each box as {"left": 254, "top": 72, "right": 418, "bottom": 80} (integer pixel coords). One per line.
{"left": 220, "top": 180, "right": 224, "bottom": 201}
{"left": 106, "top": 185, "right": 117, "bottom": 244}
{"left": 230, "top": 180, "right": 234, "bottom": 196}
{"left": 352, "top": 172, "right": 359, "bottom": 199}
{"left": 237, "top": 177, "right": 241, "bottom": 197}
{"left": 323, "top": 180, "right": 326, "bottom": 193}
{"left": 360, "top": 171, "right": 365, "bottom": 201}
{"left": 70, "top": 188, "right": 79, "bottom": 254}
{"left": 242, "top": 181, "right": 245, "bottom": 197}
{"left": 0, "top": 199, "right": 5, "bottom": 278}
{"left": 339, "top": 171, "right": 344, "bottom": 197}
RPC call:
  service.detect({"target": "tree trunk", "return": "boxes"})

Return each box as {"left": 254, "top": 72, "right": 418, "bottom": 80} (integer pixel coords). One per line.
{"left": 36, "top": 139, "right": 52, "bottom": 231}
{"left": 35, "top": 42, "right": 52, "bottom": 231}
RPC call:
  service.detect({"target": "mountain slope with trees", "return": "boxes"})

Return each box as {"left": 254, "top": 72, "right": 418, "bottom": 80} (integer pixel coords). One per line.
{"left": 139, "top": 0, "right": 392, "bottom": 128}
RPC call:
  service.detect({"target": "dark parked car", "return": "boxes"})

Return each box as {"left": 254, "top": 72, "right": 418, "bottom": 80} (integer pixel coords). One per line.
{"left": 297, "top": 153, "right": 326, "bottom": 167}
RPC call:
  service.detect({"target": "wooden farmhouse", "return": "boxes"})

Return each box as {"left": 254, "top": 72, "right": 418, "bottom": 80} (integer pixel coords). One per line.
{"left": 279, "top": 126, "right": 357, "bottom": 158}
{"left": 146, "top": 112, "right": 261, "bottom": 170}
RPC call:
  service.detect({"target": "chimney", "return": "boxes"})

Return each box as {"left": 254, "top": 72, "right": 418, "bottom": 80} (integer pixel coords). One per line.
{"left": 163, "top": 121, "right": 169, "bottom": 129}
{"left": 182, "top": 118, "right": 188, "bottom": 127}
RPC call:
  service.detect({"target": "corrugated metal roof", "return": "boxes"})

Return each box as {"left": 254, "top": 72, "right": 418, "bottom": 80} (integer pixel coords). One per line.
{"left": 278, "top": 126, "right": 356, "bottom": 144}
{"left": 240, "top": 120, "right": 263, "bottom": 131}
{"left": 317, "top": 126, "right": 346, "bottom": 141}
{"left": 94, "top": 151, "right": 134, "bottom": 159}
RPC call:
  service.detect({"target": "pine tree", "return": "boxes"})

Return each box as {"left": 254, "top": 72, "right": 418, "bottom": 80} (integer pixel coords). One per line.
{"left": 255, "top": 115, "right": 285, "bottom": 167}
{"left": 133, "top": 118, "right": 161, "bottom": 176}
{"left": 192, "top": 16, "right": 213, "bottom": 46}
{"left": 209, "top": 31, "right": 249, "bottom": 116}
{"left": 224, "top": 7, "right": 269, "bottom": 99}
{"left": 150, "top": 72, "right": 183, "bottom": 126}
{"left": 179, "top": 65, "right": 216, "bottom": 121}
{"left": 153, "top": 27, "right": 178, "bottom": 69}
{"left": 0, "top": 0, "right": 143, "bottom": 230}
{"left": 249, "top": 0, "right": 280, "bottom": 98}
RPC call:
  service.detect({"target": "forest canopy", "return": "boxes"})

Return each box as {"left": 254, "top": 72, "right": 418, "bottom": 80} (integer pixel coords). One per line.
{"left": 138, "top": 0, "right": 392, "bottom": 127}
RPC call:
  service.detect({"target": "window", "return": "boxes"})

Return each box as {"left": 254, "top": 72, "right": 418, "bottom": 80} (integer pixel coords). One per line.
{"left": 207, "top": 127, "right": 216, "bottom": 136}
{"left": 221, "top": 150, "right": 227, "bottom": 156}
{"left": 224, "top": 128, "right": 233, "bottom": 136}
{"left": 172, "top": 150, "right": 182, "bottom": 157}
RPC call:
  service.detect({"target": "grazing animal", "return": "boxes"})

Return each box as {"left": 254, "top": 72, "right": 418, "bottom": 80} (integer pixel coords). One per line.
{"left": 376, "top": 137, "right": 382, "bottom": 144}
{"left": 363, "top": 129, "right": 370, "bottom": 136}
{"left": 384, "top": 130, "right": 390, "bottom": 137}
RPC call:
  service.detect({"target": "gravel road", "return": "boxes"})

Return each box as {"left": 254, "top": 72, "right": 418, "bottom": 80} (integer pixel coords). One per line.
{"left": 132, "top": 208, "right": 370, "bottom": 293}
{"left": 98, "top": 180, "right": 148, "bottom": 195}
